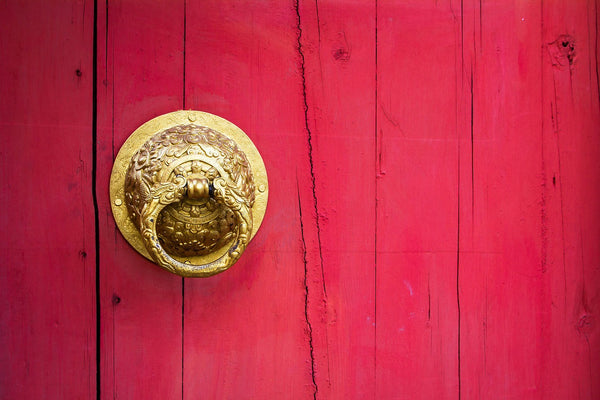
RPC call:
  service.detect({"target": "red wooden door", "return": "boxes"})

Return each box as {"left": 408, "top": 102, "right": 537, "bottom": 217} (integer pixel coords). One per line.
{"left": 1, "top": 1, "right": 599, "bottom": 399}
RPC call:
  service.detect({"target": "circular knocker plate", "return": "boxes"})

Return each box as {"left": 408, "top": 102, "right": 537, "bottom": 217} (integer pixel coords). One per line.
{"left": 109, "top": 110, "right": 268, "bottom": 277}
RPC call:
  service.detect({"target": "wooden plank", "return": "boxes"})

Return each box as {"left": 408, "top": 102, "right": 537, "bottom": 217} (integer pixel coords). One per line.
{"left": 299, "top": 1, "right": 377, "bottom": 398}
{"left": 458, "top": 1, "right": 546, "bottom": 398}
{"left": 376, "top": 2, "right": 460, "bottom": 398}
{"left": 96, "top": 1, "right": 185, "bottom": 398}
{"left": 0, "top": 1, "right": 96, "bottom": 398}
{"left": 459, "top": 1, "right": 600, "bottom": 398}
{"left": 539, "top": 1, "right": 600, "bottom": 398}
{"left": 182, "top": 1, "right": 314, "bottom": 398}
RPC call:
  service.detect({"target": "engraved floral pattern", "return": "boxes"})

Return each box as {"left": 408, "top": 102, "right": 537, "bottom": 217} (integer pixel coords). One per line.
{"left": 124, "top": 124, "right": 255, "bottom": 275}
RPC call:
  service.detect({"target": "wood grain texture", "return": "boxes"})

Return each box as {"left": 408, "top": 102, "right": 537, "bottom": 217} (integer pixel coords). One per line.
{"left": 1, "top": 1, "right": 598, "bottom": 398}
{"left": 376, "top": 1, "right": 460, "bottom": 398}
{"left": 459, "top": 1, "right": 546, "bottom": 398}
{"left": 96, "top": 0, "right": 185, "bottom": 398}
{"left": 182, "top": 1, "right": 314, "bottom": 398}
{"left": 540, "top": 1, "right": 600, "bottom": 398}
{"left": 299, "top": 1, "right": 377, "bottom": 398}
{"left": 0, "top": 0, "right": 96, "bottom": 398}
{"left": 459, "top": 1, "right": 600, "bottom": 398}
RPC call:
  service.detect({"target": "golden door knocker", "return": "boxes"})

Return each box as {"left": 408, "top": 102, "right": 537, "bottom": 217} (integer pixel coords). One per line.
{"left": 109, "top": 111, "right": 268, "bottom": 277}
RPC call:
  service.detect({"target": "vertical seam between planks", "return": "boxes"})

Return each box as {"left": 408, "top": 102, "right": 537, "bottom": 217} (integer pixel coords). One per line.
{"left": 106, "top": 2, "right": 114, "bottom": 396}
{"left": 92, "top": 0, "right": 101, "bottom": 398}
{"left": 551, "top": 76, "right": 568, "bottom": 313}
{"left": 373, "top": 1, "right": 378, "bottom": 398}
{"left": 457, "top": 1, "right": 464, "bottom": 399}
{"left": 541, "top": 0, "right": 548, "bottom": 278}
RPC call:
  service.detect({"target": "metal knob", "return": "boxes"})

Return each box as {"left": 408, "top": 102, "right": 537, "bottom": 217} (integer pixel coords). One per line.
{"left": 109, "top": 111, "right": 268, "bottom": 277}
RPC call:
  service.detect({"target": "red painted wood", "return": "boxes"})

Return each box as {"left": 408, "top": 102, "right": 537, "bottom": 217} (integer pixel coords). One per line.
{"left": 540, "top": 2, "right": 600, "bottom": 398}
{"left": 96, "top": 1, "right": 184, "bottom": 398}
{"left": 0, "top": 0, "right": 96, "bottom": 398}
{"left": 459, "top": 2, "right": 547, "bottom": 398}
{"left": 458, "top": 1, "right": 600, "bottom": 398}
{"left": 299, "top": 1, "right": 377, "bottom": 398}
{"left": 2, "top": 1, "right": 599, "bottom": 399}
{"left": 182, "top": 2, "right": 314, "bottom": 398}
{"left": 376, "top": 2, "right": 460, "bottom": 398}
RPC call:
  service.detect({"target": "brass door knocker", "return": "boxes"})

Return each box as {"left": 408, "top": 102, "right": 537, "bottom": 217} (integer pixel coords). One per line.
{"left": 109, "top": 111, "right": 268, "bottom": 277}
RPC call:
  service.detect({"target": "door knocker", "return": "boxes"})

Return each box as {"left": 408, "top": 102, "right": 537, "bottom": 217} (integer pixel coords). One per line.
{"left": 109, "top": 111, "right": 268, "bottom": 277}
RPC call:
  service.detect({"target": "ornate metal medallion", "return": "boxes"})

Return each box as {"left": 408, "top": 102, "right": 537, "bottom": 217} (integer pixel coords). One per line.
{"left": 109, "top": 111, "right": 268, "bottom": 277}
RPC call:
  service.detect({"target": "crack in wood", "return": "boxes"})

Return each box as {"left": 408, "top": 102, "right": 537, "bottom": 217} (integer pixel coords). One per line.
{"left": 297, "top": 176, "right": 318, "bottom": 400}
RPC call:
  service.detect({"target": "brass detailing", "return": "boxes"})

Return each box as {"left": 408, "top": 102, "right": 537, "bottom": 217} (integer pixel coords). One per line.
{"left": 186, "top": 177, "right": 210, "bottom": 199}
{"left": 110, "top": 111, "right": 268, "bottom": 277}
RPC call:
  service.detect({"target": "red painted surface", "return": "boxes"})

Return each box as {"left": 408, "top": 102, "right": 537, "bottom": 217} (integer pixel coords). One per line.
{"left": 1, "top": 1, "right": 599, "bottom": 399}
{"left": 182, "top": 2, "right": 312, "bottom": 398}
{"left": 96, "top": 1, "right": 185, "bottom": 398}
{"left": 0, "top": 0, "right": 96, "bottom": 398}
{"left": 377, "top": 2, "right": 460, "bottom": 397}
